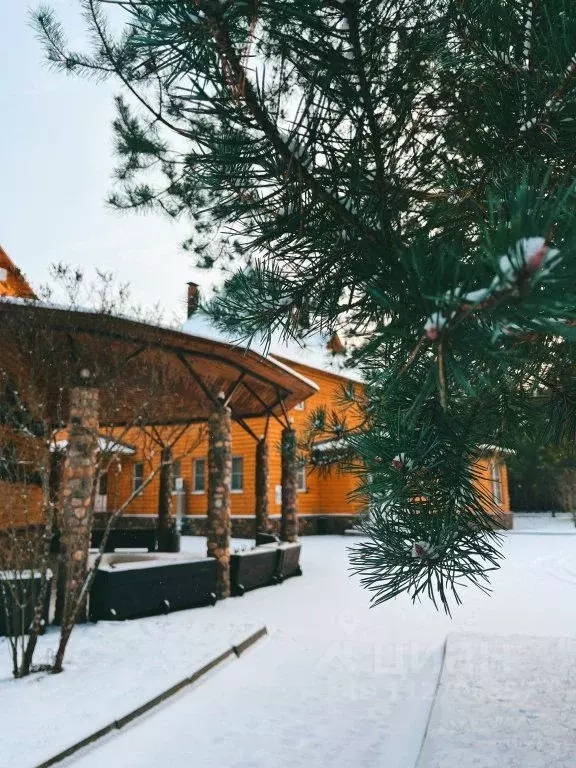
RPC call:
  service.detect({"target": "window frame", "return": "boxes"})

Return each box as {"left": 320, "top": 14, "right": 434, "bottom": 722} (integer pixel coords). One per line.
{"left": 192, "top": 457, "right": 206, "bottom": 494}
{"left": 296, "top": 462, "right": 307, "bottom": 493}
{"left": 231, "top": 456, "right": 244, "bottom": 493}
{"left": 133, "top": 462, "right": 145, "bottom": 493}
{"left": 171, "top": 459, "right": 182, "bottom": 493}
{"left": 491, "top": 461, "right": 502, "bottom": 506}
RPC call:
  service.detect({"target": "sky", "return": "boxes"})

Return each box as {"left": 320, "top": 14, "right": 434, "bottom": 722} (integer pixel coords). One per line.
{"left": 1, "top": 1, "right": 213, "bottom": 319}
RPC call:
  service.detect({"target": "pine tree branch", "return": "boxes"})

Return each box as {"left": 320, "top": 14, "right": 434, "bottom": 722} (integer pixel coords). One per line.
{"left": 196, "top": 0, "right": 395, "bottom": 254}
{"left": 84, "top": 0, "right": 202, "bottom": 143}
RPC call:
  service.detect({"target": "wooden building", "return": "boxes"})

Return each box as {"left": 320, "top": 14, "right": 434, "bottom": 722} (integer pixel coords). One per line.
{"left": 0, "top": 251, "right": 512, "bottom": 544}
{"left": 102, "top": 285, "right": 513, "bottom": 533}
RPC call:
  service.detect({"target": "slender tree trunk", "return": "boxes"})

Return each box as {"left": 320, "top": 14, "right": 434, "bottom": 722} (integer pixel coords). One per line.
{"left": 53, "top": 387, "right": 99, "bottom": 674}
{"left": 207, "top": 404, "right": 232, "bottom": 599}
{"left": 157, "top": 446, "right": 173, "bottom": 551}
{"left": 255, "top": 437, "right": 270, "bottom": 536}
{"left": 280, "top": 427, "right": 298, "bottom": 542}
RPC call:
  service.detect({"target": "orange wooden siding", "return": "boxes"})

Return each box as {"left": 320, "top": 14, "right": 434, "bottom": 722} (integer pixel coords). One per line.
{"left": 0, "top": 245, "right": 35, "bottom": 299}
{"left": 0, "top": 481, "right": 44, "bottom": 528}
{"left": 472, "top": 456, "right": 511, "bottom": 513}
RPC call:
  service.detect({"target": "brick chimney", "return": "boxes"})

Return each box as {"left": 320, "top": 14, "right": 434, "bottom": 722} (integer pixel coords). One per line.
{"left": 187, "top": 282, "right": 200, "bottom": 318}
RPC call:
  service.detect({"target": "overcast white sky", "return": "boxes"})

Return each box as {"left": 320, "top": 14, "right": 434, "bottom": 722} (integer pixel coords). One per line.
{"left": 1, "top": 1, "right": 215, "bottom": 319}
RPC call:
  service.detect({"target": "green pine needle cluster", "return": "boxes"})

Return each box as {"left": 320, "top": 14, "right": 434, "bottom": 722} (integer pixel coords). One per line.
{"left": 33, "top": 0, "right": 576, "bottom": 609}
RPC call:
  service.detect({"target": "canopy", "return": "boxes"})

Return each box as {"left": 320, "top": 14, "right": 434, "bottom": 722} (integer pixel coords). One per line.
{"left": 0, "top": 299, "right": 318, "bottom": 427}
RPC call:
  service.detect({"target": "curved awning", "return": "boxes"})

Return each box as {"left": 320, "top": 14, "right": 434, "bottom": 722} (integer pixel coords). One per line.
{"left": 0, "top": 299, "right": 318, "bottom": 427}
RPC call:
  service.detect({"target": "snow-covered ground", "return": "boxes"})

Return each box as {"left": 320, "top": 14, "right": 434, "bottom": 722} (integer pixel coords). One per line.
{"left": 512, "top": 511, "right": 576, "bottom": 534}
{"left": 418, "top": 634, "right": 576, "bottom": 768}
{"left": 1, "top": 519, "right": 576, "bottom": 768}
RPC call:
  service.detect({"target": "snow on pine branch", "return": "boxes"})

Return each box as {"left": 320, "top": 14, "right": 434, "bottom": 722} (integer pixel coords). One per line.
{"left": 423, "top": 237, "right": 561, "bottom": 341}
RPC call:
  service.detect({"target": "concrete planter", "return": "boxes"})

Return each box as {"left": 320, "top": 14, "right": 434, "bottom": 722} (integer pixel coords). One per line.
{"left": 230, "top": 546, "right": 279, "bottom": 596}
{"left": 277, "top": 542, "right": 303, "bottom": 581}
{"left": 89, "top": 553, "right": 217, "bottom": 621}
{"left": 0, "top": 570, "right": 52, "bottom": 637}
{"left": 230, "top": 542, "right": 302, "bottom": 596}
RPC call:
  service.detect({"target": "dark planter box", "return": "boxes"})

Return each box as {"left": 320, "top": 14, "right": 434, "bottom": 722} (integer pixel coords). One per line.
{"left": 0, "top": 571, "right": 52, "bottom": 637}
{"left": 89, "top": 554, "right": 218, "bottom": 621}
{"left": 277, "top": 543, "right": 302, "bottom": 581}
{"left": 255, "top": 532, "right": 279, "bottom": 547}
{"left": 230, "top": 542, "right": 303, "bottom": 595}
{"left": 91, "top": 529, "right": 157, "bottom": 553}
{"left": 230, "top": 546, "right": 280, "bottom": 596}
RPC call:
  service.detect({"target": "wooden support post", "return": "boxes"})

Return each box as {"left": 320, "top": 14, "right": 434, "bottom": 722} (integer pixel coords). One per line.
{"left": 207, "top": 403, "right": 232, "bottom": 598}
{"left": 255, "top": 437, "right": 270, "bottom": 536}
{"left": 280, "top": 427, "right": 298, "bottom": 542}
{"left": 157, "top": 446, "right": 177, "bottom": 552}
{"left": 55, "top": 387, "right": 99, "bottom": 629}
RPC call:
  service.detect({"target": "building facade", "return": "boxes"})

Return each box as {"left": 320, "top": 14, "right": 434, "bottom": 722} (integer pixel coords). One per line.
{"left": 0, "top": 254, "right": 512, "bottom": 535}
{"left": 101, "top": 301, "right": 513, "bottom": 533}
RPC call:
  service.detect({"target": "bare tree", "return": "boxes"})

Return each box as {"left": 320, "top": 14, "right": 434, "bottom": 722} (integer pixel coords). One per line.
{"left": 0, "top": 267, "right": 202, "bottom": 677}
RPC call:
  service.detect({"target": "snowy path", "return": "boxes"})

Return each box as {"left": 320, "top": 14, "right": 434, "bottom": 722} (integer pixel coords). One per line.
{"left": 2, "top": 522, "right": 576, "bottom": 768}
{"left": 417, "top": 635, "right": 576, "bottom": 768}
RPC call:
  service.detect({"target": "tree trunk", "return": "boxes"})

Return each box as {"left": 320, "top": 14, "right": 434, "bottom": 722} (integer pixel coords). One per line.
{"left": 207, "top": 404, "right": 232, "bottom": 598}
{"left": 53, "top": 386, "right": 99, "bottom": 673}
{"left": 255, "top": 437, "right": 270, "bottom": 536}
{"left": 280, "top": 427, "right": 298, "bottom": 542}
{"left": 157, "top": 446, "right": 174, "bottom": 552}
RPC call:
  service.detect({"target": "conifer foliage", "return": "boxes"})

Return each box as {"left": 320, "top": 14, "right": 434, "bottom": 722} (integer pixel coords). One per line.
{"left": 35, "top": 1, "right": 576, "bottom": 609}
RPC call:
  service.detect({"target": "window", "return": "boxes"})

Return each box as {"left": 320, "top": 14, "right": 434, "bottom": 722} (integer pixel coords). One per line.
{"left": 98, "top": 472, "right": 108, "bottom": 497}
{"left": 297, "top": 462, "right": 307, "bottom": 492}
{"left": 231, "top": 457, "right": 244, "bottom": 492}
{"left": 193, "top": 458, "right": 206, "bottom": 493}
{"left": 171, "top": 459, "right": 182, "bottom": 492}
{"left": 95, "top": 472, "right": 108, "bottom": 512}
{"left": 491, "top": 461, "right": 502, "bottom": 506}
{"left": 294, "top": 401, "right": 305, "bottom": 411}
{"left": 133, "top": 462, "right": 144, "bottom": 493}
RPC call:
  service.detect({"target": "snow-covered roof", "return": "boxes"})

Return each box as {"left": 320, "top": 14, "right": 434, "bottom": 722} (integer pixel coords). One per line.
{"left": 476, "top": 444, "right": 516, "bottom": 456}
{"left": 182, "top": 312, "right": 364, "bottom": 383}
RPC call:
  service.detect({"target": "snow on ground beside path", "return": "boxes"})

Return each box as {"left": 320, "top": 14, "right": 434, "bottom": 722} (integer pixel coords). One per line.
{"left": 417, "top": 634, "right": 576, "bottom": 768}
{"left": 0, "top": 539, "right": 257, "bottom": 768}
{"left": 512, "top": 512, "right": 576, "bottom": 534}
{"left": 66, "top": 530, "right": 576, "bottom": 768}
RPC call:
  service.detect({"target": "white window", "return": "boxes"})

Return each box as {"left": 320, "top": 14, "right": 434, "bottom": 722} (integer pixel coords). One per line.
{"left": 231, "top": 456, "right": 244, "bottom": 492}
{"left": 193, "top": 458, "right": 206, "bottom": 493}
{"left": 133, "top": 462, "right": 144, "bottom": 493}
{"left": 297, "top": 462, "right": 307, "bottom": 492}
{"left": 294, "top": 401, "right": 305, "bottom": 411}
{"left": 171, "top": 459, "right": 182, "bottom": 492}
{"left": 95, "top": 472, "right": 108, "bottom": 513}
{"left": 491, "top": 461, "right": 502, "bottom": 506}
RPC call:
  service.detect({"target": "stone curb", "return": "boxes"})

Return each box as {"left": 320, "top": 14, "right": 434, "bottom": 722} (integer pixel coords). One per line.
{"left": 35, "top": 626, "right": 268, "bottom": 768}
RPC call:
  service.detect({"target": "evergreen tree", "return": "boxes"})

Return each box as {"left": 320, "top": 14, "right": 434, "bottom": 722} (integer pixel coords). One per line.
{"left": 35, "top": 0, "right": 576, "bottom": 610}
